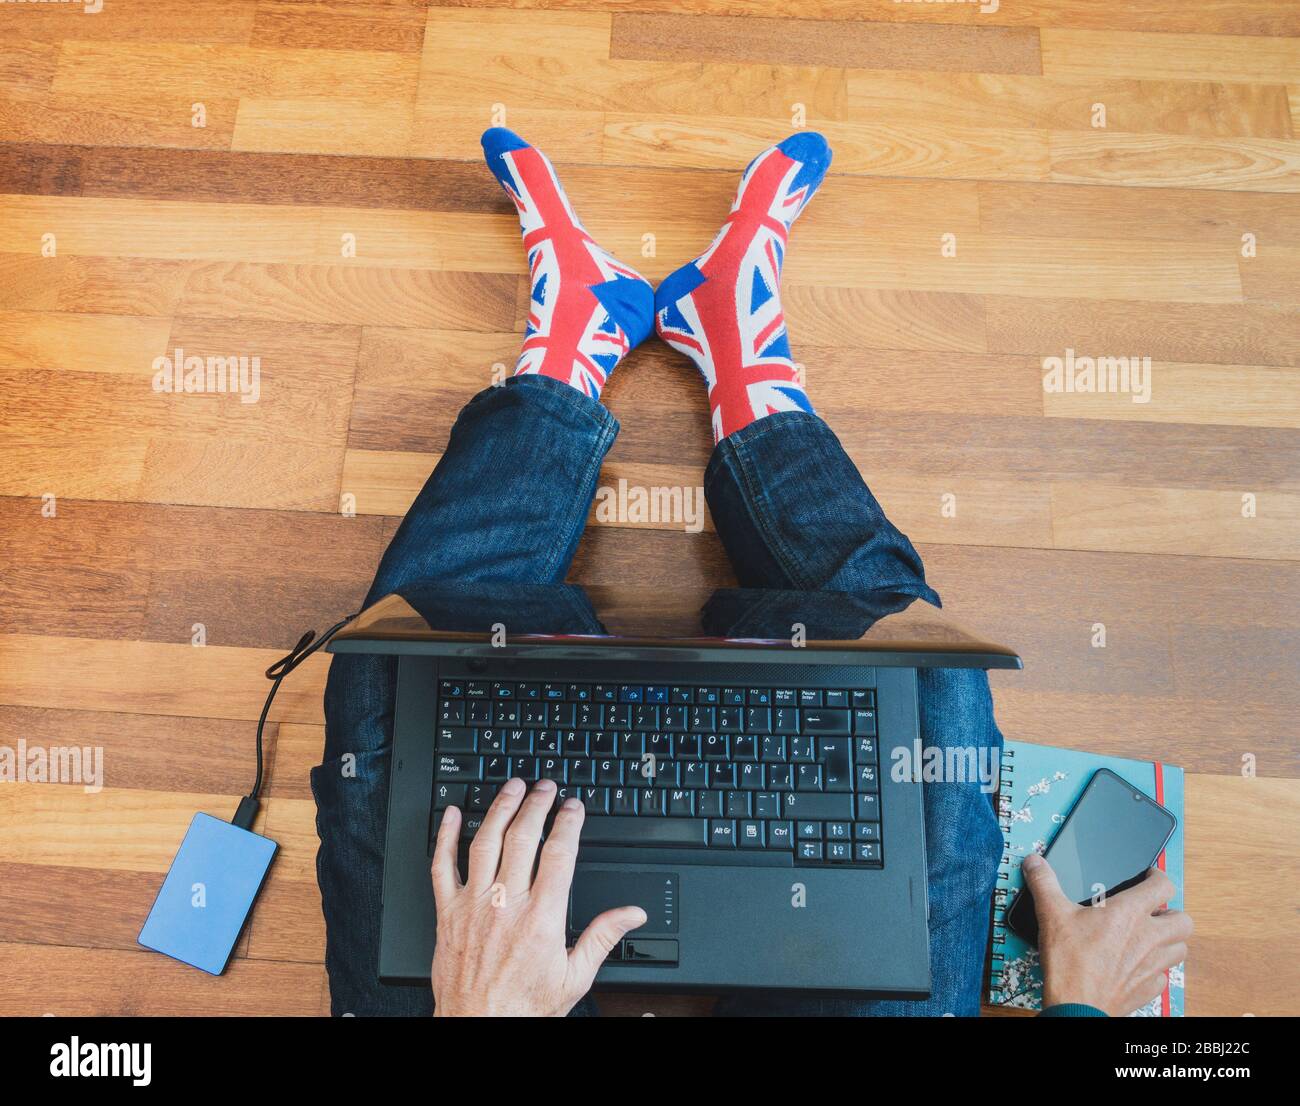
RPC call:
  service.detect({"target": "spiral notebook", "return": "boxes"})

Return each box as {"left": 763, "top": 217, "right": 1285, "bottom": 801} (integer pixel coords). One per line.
{"left": 989, "top": 740, "right": 1185, "bottom": 1016}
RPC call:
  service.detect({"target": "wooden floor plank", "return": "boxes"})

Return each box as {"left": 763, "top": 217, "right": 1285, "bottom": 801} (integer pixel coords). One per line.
{"left": 51, "top": 42, "right": 421, "bottom": 103}
{"left": 601, "top": 114, "right": 1052, "bottom": 181}
{"left": 418, "top": 55, "right": 849, "bottom": 122}
{"left": 848, "top": 71, "right": 1293, "bottom": 139}
{"left": 0, "top": 93, "right": 240, "bottom": 149}
{"left": 1040, "top": 28, "right": 1300, "bottom": 84}
{"left": 1, "top": 0, "right": 257, "bottom": 45}
{"left": 978, "top": 180, "right": 1300, "bottom": 243}
{"left": 251, "top": 0, "right": 427, "bottom": 53}
{"left": 433, "top": 0, "right": 1300, "bottom": 37}
{"left": 986, "top": 295, "right": 1300, "bottom": 366}
{"left": 83, "top": 145, "right": 503, "bottom": 212}
{"left": 1049, "top": 130, "right": 1300, "bottom": 191}
{"left": 610, "top": 13, "right": 1042, "bottom": 74}
{"left": 0, "top": 942, "right": 326, "bottom": 1016}
{"left": 1041, "top": 362, "right": 1300, "bottom": 427}
{"left": 0, "top": 635, "right": 328, "bottom": 724}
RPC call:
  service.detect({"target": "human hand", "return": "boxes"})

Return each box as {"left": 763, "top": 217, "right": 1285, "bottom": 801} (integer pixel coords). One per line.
{"left": 1023, "top": 852, "right": 1192, "bottom": 1016}
{"left": 430, "top": 777, "right": 646, "bottom": 1016}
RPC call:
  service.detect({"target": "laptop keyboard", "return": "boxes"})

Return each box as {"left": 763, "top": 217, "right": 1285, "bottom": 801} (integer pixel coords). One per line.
{"left": 431, "top": 679, "right": 882, "bottom": 867}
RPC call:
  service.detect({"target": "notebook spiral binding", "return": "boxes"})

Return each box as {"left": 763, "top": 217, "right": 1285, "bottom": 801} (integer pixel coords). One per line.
{"left": 989, "top": 747, "right": 1016, "bottom": 1003}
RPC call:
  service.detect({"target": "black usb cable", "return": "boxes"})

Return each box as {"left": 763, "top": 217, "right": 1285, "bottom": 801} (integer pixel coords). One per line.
{"left": 231, "top": 613, "right": 358, "bottom": 831}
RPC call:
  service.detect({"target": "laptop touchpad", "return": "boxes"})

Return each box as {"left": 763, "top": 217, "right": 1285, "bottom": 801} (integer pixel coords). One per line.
{"left": 570, "top": 870, "right": 678, "bottom": 935}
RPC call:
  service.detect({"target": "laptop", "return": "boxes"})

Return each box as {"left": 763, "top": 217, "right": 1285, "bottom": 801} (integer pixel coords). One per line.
{"left": 328, "top": 582, "right": 1020, "bottom": 998}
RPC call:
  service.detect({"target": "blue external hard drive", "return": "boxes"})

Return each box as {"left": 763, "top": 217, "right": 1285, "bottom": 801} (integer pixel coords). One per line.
{"left": 138, "top": 812, "right": 277, "bottom": 975}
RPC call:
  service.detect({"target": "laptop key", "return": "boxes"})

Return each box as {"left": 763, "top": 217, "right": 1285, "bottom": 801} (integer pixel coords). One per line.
{"left": 639, "top": 788, "right": 664, "bottom": 815}
{"left": 768, "top": 820, "right": 794, "bottom": 848}
{"left": 667, "top": 789, "right": 695, "bottom": 816}
{"left": 802, "top": 709, "right": 850, "bottom": 734}
{"left": 697, "top": 790, "right": 724, "bottom": 818}
{"left": 710, "top": 820, "right": 736, "bottom": 846}
{"left": 435, "top": 754, "right": 481, "bottom": 780}
{"left": 437, "top": 727, "right": 475, "bottom": 753}
{"left": 796, "top": 763, "right": 822, "bottom": 791}
{"left": 611, "top": 787, "right": 637, "bottom": 815}
{"left": 855, "top": 842, "right": 882, "bottom": 864}
{"left": 580, "top": 817, "right": 708, "bottom": 847}
{"left": 783, "top": 792, "right": 853, "bottom": 820}
{"left": 768, "top": 764, "right": 794, "bottom": 790}
{"left": 738, "top": 820, "right": 765, "bottom": 847}
{"left": 797, "top": 841, "right": 823, "bottom": 861}
{"left": 819, "top": 737, "right": 852, "bottom": 792}
{"left": 433, "top": 782, "right": 467, "bottom": 810}
{"left": 827, "top": 841, "right": 852, "bottom": 862}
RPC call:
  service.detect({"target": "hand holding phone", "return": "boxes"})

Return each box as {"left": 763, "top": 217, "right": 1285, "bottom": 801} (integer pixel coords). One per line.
{"left": 1022, "top": 854, "right": 1192, "bottom": 1016}
{"left": 1006, "top": 768, "right": 1176, "bottom": 945}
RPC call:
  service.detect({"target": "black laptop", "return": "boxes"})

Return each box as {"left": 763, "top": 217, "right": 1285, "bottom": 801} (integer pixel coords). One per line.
{"left": 327, "top": 582, "right": 1020, "bottom": 998}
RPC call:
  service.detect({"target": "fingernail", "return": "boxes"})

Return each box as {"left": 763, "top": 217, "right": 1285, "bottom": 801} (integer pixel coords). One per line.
{"left": 562, "top": 797, "right": 582, "bottom": 811}
{"left": 535, "top": 778, "right": 556, "bottom": 792}
{"left": 502, "top": 777, "right": 524, "bottom": 795}
{"left": 1022, "top": 854, "right": 1041, "bottom": 871}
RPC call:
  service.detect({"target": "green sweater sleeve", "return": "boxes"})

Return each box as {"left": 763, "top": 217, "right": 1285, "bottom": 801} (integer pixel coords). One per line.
{"left": 1039, "top": 1003, "right": 1107, "bottom": 1017}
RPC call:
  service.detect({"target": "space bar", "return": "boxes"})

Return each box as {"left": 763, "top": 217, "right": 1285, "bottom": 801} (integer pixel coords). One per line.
{"left": 580, "top": 817, "right": 708, "bottom": 847}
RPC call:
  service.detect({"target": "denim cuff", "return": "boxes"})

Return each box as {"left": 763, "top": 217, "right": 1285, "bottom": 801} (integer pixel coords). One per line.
{"left": 705, "top": 411, "right": 940, "bottom": 605}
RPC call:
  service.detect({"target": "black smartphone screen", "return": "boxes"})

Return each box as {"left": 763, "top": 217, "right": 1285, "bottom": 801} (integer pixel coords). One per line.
{"left": 1005, "top": 768, "right": 1177, "bottom": 945}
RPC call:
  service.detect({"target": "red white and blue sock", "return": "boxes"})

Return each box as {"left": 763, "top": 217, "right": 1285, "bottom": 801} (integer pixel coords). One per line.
{"left": 655, "top": 133, "right": 831, "bottom": 443}
{"left": 482, "top": 127, "right": 653, "bottom": 400}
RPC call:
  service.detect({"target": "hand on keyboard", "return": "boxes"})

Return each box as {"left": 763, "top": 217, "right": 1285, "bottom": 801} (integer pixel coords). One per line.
{"left": 430, "top": 777, "right": 647, "bottom": 1016}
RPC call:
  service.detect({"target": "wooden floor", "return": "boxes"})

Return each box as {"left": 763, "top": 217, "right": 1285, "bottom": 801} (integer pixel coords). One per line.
{"left": 1, "top": 0, "right": 1298, "bottom": 1018}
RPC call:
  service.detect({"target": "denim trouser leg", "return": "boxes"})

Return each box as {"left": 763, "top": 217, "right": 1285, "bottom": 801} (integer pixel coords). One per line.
{"left": 706, "top": 413, "right": 1003, "bottom": 1017}
{"left": 314, "top": 376, "right": 616, "bottom": 1016}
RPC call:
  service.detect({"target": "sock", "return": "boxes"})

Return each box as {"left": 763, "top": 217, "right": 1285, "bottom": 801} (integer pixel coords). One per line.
{"left": 654, "top": 132, "right": 831, "bottom": 443}
{"left": 482, "top": 127, "right": 653, "bottom": 400}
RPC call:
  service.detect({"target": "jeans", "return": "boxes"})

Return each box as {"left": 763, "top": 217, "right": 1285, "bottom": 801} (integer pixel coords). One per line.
{"left": 313, "top": 374, "right": 1004, "bottom": 1016}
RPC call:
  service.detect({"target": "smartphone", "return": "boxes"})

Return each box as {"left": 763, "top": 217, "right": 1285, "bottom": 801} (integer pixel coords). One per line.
{"left": 1005, "top": 768, "right": 1177, "bottom": 946}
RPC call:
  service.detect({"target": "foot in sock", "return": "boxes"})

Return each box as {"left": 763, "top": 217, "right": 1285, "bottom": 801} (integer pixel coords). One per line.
{"left": 482, "top": 127, "right": 654, "bottom": 400}
{"left": 654, "top": 133, "right": 832, "bottom": 442}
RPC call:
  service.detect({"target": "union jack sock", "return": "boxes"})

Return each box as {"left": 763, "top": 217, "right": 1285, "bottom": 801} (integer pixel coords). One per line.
{"left": 482, "top": 127, "right": 654, "bottom": 400}
{"left": 654, "top": 132, "right": 832, "bottom": 443}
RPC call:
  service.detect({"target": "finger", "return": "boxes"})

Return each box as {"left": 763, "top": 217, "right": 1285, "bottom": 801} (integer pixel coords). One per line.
{"left": 497, "top": 779, "right": 557, "bottom": 895}
{"left": 1120, "top": 867, "right": 1177, "bottom": 915}
{"left": 532, "top": 797, "right": 584, "bottom": 916}
{"left": 566, "top": 905, "right": 648, "bottom": 999}
{"left": 1020, "top": 853, "right": 1074, "bottom": 923}
{"left": 1153, "top": 908, "right": 1194, "bottom": 943}
{"left": 464, "top": 777, "right": 526, "bottom": 893}
{"left": 1131, "top": 972, "right": 1172, "bottom": 1015}
{"left": 1162, "top": 943, "right": 1188, "bottom": 970}
{"left": 431, "top": 805, "right": 463, "bottom": 904}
